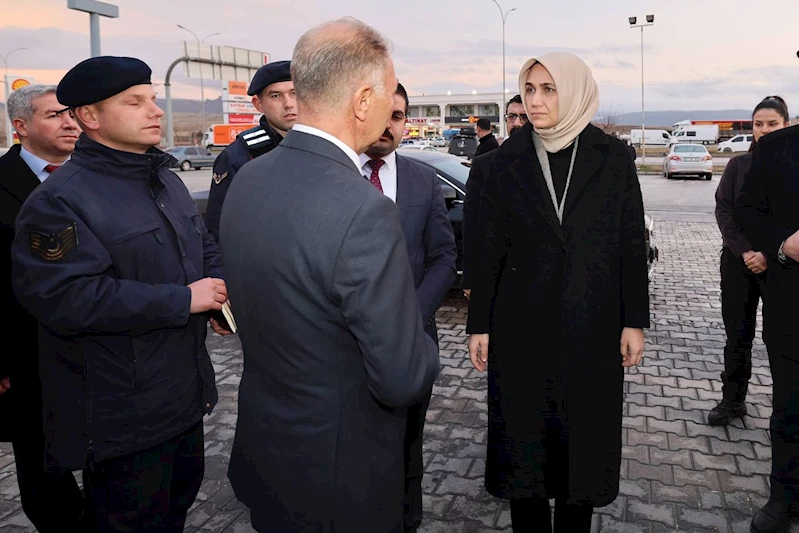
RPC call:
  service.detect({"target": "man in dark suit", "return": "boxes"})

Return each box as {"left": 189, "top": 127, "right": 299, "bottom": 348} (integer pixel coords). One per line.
{"left": 221, "top": 18, "right": 440, "bottom": 533}
{"left": 0, "top": 84, "right": 83, "bottom": 531}
{"left": 735, "top": 124, "right": 799, "bottom": 533}
{"left": 474, "top": 117, "right": 499, "bottom": 158}
{"left": 462, "top": 94, "right": 526, "bottom": 297}
{"left": 359, "top": 82, "right": 457, "bottom": 532}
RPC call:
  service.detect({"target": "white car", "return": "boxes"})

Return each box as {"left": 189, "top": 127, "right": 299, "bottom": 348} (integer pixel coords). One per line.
{"left": 431, "top": 137, "right": 447, "bottom": 147}
{"left": 663, "top": 143, "right": 713, "bottom": 180}
{"left": 718, "top": 134, "right": 753, "bottom": 153}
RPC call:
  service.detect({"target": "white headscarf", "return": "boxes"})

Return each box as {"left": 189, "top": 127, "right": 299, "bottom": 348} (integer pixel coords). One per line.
{"left": 518, "top": 52, "right": 600, "bottom": 153}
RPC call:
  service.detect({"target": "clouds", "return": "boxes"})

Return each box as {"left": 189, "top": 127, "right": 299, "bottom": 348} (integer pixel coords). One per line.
{"left": 3, "top": 0, "right": 799, "bottom": 111}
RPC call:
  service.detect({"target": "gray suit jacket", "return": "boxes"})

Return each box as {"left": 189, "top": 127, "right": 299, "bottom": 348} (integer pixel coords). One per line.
{"left": 220, "top": 129, "right": 439, "bottom": 532}
{"left": 395, "top": 155, "right": 457, "bottom": 338}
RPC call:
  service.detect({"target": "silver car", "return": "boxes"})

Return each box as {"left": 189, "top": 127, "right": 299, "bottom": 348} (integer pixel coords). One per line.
{"left": 166, "top": 146, "right": 218, "bottom": 171}
{"left": 663, "top": 144, "right": 713, "bottom": 180}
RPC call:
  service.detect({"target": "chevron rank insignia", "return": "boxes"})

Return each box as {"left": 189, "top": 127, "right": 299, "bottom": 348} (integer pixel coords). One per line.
{"left": 241, "top": 127, "right": 271, "bottom": 148}
{"left": 212, "top": 171, "right": 229, "bottom": 185}
{"left": 29, "top": 223, "right": 78, "bottom": 262}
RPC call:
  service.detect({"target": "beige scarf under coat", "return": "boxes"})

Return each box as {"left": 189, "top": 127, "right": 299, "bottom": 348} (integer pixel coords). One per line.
{"left": 518, "top": 52, "right": 600, "bottom": 153}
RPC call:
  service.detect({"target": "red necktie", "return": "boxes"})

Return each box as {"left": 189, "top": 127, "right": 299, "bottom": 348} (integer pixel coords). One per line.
{"left": 366, "top": 159, "right": 384, "bottom": 193}
{"left": 44, "top": 164, "right": 61, "bottom": 174}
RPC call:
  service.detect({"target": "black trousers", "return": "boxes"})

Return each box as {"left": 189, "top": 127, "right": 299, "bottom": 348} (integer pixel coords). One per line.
{"left": 510, "top": 496, "right": 593, "bottom": 532}
{"left": 10, "top": 407, "right": 84, "bottom": 532}
{"left": 719, "top": 247, "right": 764, "bottom": 402}
{"left": 762, "top": 268, "right": 799, "bottom": 506}
{"left": 82, "top": 421, "right": 205, "bottom": 533}
{"left": 403, "top": 387, "right": 433, "bottom": 532}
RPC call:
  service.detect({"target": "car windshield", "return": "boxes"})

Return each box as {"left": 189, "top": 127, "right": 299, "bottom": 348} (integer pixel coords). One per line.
{"left": 674, "top": 145, "right": 707, "bottom": 153}
{"left": 429, "top": 158, "right": 471, "bottom": 188}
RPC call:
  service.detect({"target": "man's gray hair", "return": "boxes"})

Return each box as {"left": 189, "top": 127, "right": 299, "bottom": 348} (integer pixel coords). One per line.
{"left": 291, "top": 17, "right": 392, "bottom": 112}
{"left": 7, "top": 84, "right": 58, "bottom": 123}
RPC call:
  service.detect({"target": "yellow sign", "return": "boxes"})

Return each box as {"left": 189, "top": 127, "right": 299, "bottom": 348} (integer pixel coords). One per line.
{"left": 467, "top": 116, "right": 478, "bottom": 124}
{"left": 10, "top": 78, "right": 30, "bottom": 91}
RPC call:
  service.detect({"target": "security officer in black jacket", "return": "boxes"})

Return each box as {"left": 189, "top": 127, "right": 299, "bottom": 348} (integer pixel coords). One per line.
{"left": 206, "top": 60, "right": 297, "bottom": 242}
{"left": 735, "top": 124, "right": 799, "bottom": 533}
{"left": 11, "top": 56, "right": 233, "bottom": 533}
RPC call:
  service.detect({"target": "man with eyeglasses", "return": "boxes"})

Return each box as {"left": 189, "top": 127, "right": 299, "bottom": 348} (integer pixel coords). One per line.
{"left": 462, "top": 95, "right": 527, "bottom": 297}
{"left": 0, "top": 84, "right": 83, "bottom": 531}
{"left": 360, "top": 82, "right": 457, "bottom": 532}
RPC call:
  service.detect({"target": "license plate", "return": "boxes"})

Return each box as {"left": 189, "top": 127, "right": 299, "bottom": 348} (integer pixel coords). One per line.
{"left": 686, "top": 157, "right": 700, "bottom": 162}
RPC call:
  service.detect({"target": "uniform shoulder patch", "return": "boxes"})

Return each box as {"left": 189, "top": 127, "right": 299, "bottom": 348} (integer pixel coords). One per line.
{"left": 240, "top": 127, "right": 271, "bottom": 148}
{"left": 29, "top": 223, "right": 78, "bottom": 262}
{"left": 212, "top": 171, "right": 229, "bottom": 185}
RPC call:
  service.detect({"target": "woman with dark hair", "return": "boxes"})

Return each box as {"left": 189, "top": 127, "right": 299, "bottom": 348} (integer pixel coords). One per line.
{"left": 710, "top": 96, "right": 790, "bottom": 427}
{"left": 466, "top": 52, "right": 650, "bottom": 532}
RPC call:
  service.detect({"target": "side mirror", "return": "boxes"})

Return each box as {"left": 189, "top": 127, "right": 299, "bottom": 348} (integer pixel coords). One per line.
{"left": 440, "top": 183, "right": 457, "bottom": 200}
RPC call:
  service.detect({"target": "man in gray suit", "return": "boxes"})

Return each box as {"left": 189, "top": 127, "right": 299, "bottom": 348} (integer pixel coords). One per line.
{"left": 220, "top": 18, "right": 440, "bottom": 533}
{"left": 359, "top": 81, "right": 457, "bottom": 532}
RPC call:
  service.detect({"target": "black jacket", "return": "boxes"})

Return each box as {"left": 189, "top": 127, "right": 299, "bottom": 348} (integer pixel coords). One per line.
{"left": 11, "top": 135, "right": 222, "bottom": 470}
{"left": 716, "top": 152, "right": 754, "bottom": 256}
{"left": 474, "top": 132, "right": 499, "bottom": 158}
{"left": 0, "top": 145, "right": 44, "bottom": 441}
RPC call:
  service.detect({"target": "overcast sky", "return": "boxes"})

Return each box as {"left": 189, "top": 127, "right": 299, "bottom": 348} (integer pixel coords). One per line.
{"left": 3, "top": 0, "right": 799, "bottom": 113}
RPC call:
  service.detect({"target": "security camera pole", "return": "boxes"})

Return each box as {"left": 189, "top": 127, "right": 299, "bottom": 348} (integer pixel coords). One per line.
{"left": 629, "top": 14, "right": 654, "bottom": 167}
{"left": 67, "top": 0, "right": 119, "bottom": 57}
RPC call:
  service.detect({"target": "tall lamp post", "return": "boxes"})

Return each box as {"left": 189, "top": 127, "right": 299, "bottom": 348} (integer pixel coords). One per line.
{"left": 67, "top": 0, "right": 119, "bottom": 57}
{"left": 491, "top": 0, "right": 516, "bottom": 138}
{"left": 177, "top": 25, "right": 220, "bottom": 135}
{"left": 629, "top": 14, "right": 654, "bottom": 167}
{"left": 1, "top": 47, "right": 28, "bottom": 148}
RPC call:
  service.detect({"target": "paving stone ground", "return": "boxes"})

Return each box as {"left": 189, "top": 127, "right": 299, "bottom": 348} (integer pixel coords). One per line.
{"left": 1, "top": 219, "right": 796, "bottom": 532}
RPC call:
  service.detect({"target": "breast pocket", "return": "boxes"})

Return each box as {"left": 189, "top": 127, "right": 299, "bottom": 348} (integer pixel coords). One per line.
{"left": 106, "top": 222, "right": 174, "bottom": 283}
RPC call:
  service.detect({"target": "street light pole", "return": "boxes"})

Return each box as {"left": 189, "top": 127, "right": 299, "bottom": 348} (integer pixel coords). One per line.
{"left": 177, "top": 25, "right": 220, "bottom": 139}
{"left": 491, "top": 0, "right": 516, "bottom": 139}
{"left": 629, "top": 15, "right": 654, "bottom": 167}
{"left": 1, "top": 47, "right": 28, "bottom": 147}
{"left": 67, "top": 0, "right": 119, "bottom": 57}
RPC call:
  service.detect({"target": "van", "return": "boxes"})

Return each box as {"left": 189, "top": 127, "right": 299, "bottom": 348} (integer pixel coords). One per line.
{"left": 717, "top": 134, "right": 754, "bottom": 153}
{"left": 669, "top": 125, "right": 719, "bottom": 145}
{"left": 630, "top": 129, "right": 671, "bottom": 147}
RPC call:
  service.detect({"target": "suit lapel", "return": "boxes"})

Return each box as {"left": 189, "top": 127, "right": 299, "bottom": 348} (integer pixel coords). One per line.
{"left": 0, "top": 145, "right": 42, "bottom": 204}
{"left": 563, "top": 125, "right": 608, "bottom": 220}
{"left": 394, "top": 155, "right": 412, "bottom": 225}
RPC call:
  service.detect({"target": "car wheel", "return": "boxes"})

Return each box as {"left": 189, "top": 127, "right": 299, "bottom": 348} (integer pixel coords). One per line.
{"left": 705, "top": 173, "right": 712, "bottom": 180}
{"left": 722, "top": 147, "right": 732, "bottom": 153}
{"left": 181, "top": 160, "right": 192, "bottom": 172}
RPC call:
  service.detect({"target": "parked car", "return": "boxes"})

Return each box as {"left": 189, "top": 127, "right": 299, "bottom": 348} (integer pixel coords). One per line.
{"left": 663, "top": 143, "right": 713, "bottom": 180}
{"left": 718, "top": 134, "right": 753, "bottom": 153}
{"left": 447, "top": 128, "right": 478, "bottom": 159}
{"left": 399, "top": 138, "right": 418, "bottom": 146}
{"left": 190, "top": 149, "right": 659, "bottom": 282}
{"left": 166, "top": 146, "right": 217, "bottom": 171}
{"left": 431, "top": 137, "right": 448, "bottom": 147}
{"left": 397, "top": 144, "right": 439, "bottom": 153}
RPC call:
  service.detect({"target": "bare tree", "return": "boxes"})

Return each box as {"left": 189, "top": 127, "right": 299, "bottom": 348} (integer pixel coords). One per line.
{"left": 594, "top": 105, "right": 622, "bottom": 135}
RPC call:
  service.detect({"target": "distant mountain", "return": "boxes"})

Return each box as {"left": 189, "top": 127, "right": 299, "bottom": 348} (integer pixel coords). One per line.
{"left": 155, "top": 97, "right": 223, "bottom": 114}
{"left": 616, "top": 110, "right": 753, "bottom": 128}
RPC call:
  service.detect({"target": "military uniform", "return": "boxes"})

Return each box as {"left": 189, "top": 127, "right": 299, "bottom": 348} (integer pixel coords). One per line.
{"left": 206, "top": 60, "right": 292, "bottom": 243}
{"left": 206, "top": 116, "right": 281, "bottom": 241}
{"left": 11, "top": 56, "right": 222, "bottom": 533}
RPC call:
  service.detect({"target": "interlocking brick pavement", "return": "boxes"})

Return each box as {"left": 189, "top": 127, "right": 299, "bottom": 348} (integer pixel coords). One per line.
{"left": 1, "top": 220, "right": 797, "bottom": 532}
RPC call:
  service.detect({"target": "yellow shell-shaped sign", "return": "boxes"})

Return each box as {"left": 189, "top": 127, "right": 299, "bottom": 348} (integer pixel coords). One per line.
{"left": 11, "top": 78, "right": 31, "bottom": 91}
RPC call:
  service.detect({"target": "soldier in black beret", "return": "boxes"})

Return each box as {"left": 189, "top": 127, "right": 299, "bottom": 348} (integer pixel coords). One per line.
{"left": 205, "top": 60, "right": 296, "bottom": 243}
{"left": 11, "top": 56, "right": 231, "bottom": 532}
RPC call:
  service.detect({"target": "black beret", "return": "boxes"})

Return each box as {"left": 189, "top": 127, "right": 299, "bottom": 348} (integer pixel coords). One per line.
{"left": 248, "top": 60, "right": 291, "bottom": 96}
{"left": 57, "top": 56, "right": 152, "bottom": 107}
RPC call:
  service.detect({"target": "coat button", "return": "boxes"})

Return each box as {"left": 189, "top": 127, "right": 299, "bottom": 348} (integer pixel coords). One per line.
{"left": 205, "top": 402, "right": 211, "bottom": 409}
{"left": 160, "top": 203, "right": 165, "bottom": 208}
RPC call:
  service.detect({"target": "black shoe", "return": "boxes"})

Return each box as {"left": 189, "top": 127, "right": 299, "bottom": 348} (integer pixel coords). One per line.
{"left": 751, "top": 501, "right": 791, "bottom": 532}
{"left": 708, "top": 399, "right": 746, "bottom": 426}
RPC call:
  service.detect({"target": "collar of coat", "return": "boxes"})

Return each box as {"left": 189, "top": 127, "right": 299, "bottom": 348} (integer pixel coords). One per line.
{"left": 70, "top": 134, "right": 176, "bottom": 179}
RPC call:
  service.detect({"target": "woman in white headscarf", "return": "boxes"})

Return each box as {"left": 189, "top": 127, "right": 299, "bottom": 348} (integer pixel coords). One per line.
{"left": 465, "top": 53, "right": 650, "bottom": 532}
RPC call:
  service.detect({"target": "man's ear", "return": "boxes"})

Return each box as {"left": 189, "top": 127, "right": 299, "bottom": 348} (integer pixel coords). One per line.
{"left": 252, "top": 95, "right": 263, "bottom": 114}
{"left": 353, "top": 85, "right": 372, "bottom": 123}
{"left": 11, "top": 118, "right": 28, "bottom": 140}
{"left": 74, "top": 105, "right": 100, "bottom": 132}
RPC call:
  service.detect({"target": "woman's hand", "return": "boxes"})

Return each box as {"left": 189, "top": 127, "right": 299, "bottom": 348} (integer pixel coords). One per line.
{"left": 468, "top": 334, "right": 489, "bottom": 372}
{"left": 621, "top": 328, "right": 644, "bottom": 367}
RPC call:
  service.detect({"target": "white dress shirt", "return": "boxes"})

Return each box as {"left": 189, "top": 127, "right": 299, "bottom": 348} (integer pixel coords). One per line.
{"left": 19, "top": 146, "right": 69, "bottom": 183}
{"left": 292, "top": 124, "right": 361, "bottom": 171}
{"left": 359, "top": 151, "right": 397, "bottom": 203}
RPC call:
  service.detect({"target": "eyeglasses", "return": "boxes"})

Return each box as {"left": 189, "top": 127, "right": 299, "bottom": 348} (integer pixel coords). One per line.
{"left": 391, "top": 111, "right": 407, "bottom": 122}
{"left": 505, "top": 113, "right": 529, "bottom": 123}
